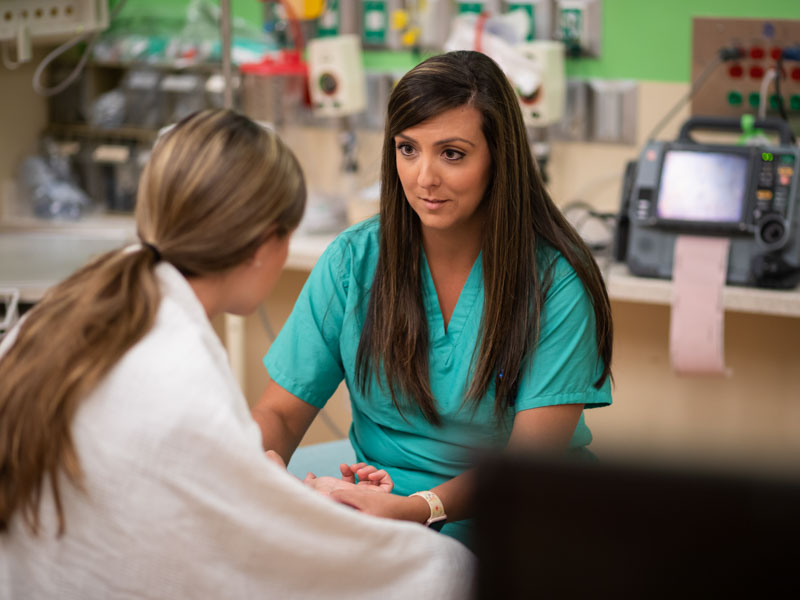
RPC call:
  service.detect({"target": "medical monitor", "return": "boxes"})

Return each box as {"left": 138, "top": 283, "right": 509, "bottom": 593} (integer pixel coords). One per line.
{"left": 656, "top": 150, "right": 750, "bottom": 225}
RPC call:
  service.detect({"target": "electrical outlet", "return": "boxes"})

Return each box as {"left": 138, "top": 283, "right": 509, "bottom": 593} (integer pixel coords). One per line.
{"left": 556, "top": 0, "right": 601, "bottom": 58}
{"left": 0, "top": 1, "right": 108, "bottom": 44}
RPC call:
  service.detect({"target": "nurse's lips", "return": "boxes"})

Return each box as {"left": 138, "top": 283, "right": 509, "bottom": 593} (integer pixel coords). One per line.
{"left": 420, "top": 197, "right": 448, "bottom": 208}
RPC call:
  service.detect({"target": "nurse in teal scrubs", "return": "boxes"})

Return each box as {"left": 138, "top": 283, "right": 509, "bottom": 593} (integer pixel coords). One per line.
{"left": 252, "top": 50, "right": 613, "bottom": 547}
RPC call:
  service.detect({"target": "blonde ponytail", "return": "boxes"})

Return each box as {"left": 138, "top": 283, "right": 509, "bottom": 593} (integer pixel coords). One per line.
{"left": 0, "top": 247, "right": 160, "bottom": 534}
{"left": 0, "top": 109, "right": 305, "bottom": 534}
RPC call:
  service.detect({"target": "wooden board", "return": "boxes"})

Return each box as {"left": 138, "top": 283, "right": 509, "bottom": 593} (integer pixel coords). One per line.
{"left": 691, "top": 17, "right": 800, "bottom": 120}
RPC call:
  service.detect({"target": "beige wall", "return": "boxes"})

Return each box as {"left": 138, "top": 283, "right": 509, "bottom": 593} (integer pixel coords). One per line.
{"left": 594, "top": 301, "right": 800, "bottom": 474}
{"left": 243, "top": 268, "right": 352, "bottom": 447}
{"left": 0, "top": 49, "right": 49, "bottom": 215}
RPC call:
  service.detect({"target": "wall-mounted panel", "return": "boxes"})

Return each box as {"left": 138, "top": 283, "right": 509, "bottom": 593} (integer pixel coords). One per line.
{"left": 691, "top": 17, "right": 800, "bottom": 119}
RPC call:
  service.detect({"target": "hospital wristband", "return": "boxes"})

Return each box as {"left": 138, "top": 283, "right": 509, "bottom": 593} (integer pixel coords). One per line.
{"left": 409, "top": 490, "right": 447, "bottom": 529}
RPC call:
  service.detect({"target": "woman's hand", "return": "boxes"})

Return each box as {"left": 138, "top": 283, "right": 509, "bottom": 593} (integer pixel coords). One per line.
{"left": 303, "top": 473, "right": 357, "bottom": 496}
{"left": 303, "top": 463, "right": 393, "bottom": 497}
{"left": 302, "top": 463, "right": 429, "bottom": 523}
{"left": 328, "top": 487, "right": 430, "bottom": 524}
{"left": 339, "top": 462, "right": 394, "bottom": 493}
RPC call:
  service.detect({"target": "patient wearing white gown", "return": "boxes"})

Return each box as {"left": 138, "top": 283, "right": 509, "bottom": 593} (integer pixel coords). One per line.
{"left": 0, "top": 109, "right": 474, "bottom": 599}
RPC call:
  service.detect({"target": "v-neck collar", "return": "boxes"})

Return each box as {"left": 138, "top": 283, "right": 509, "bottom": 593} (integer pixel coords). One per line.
{"left": 420, "top": 248, "right": 482, "bottom": 348}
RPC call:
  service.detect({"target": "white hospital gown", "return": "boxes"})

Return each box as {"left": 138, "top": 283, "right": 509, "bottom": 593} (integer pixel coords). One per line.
{"left": 0, "top": 263, "right": 474, "bottom": 599}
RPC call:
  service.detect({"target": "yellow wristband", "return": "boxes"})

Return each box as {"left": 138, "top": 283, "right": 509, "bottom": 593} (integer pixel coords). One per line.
{"left": 409, "top": 490, "right": 447, "bottom": 527}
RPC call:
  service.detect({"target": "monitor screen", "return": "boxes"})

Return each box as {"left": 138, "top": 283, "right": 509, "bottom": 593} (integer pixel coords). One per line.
{"left": 657, "top": 150, "right": 749, "bottom": 223}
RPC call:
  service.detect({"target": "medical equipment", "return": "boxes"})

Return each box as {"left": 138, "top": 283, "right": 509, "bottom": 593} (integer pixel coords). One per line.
{"left": 359, "top": 0, "right": 404, "bottom": 49}
{"left": 304, "top": 34, "right": 367, "bottom": 233}
{"left": 505, "top": 1, "right": 555, "bottom": 42}
{"left": 280, "top": 0, "right": 326, "bottom": 20}
{"left": 307, "top": 34, "right": 366, "bottom": 118}
{"left": 515, "top": 40, "right": 565, "bottom": 127}
{"left": 417, "top": 0, "right": 453, "bottom": 49}
{"left": 0, "top": 0, "right": 109, "bottom": 60}
{"left": 691, "top": 17, "right": 800, "bottom": 120}
{"left": 241, "top": 51, "right": 307, "bottom": 127}
{"left": 0, "top": 288, "right": 20, "bottom": 337}
{"left": 445, "top": 11, "right": 540, "bottom": 98}
{"left": 1, "top": 0, "right": 124, "bottom": 98}
{"left": 616, "top": 116, "right": 800, "bottom": 289}
{"left": 456, "top": 1, "right": 502, "bottom": 15}
{"left": 316, "top": 0, "right": 360, "bottom": 37}
{"left": 556, "top": 0, "right": 601, "bottom": 57}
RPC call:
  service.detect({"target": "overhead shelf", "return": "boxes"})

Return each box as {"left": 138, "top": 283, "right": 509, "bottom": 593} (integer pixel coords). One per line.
{"left": 47, "top": 123, "right": 161, "bottom": 143}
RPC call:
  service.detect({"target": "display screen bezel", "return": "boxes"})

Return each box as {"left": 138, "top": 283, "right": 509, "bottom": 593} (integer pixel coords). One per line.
{"left": 652, "top": 145, "right": 756, "bottom": 232}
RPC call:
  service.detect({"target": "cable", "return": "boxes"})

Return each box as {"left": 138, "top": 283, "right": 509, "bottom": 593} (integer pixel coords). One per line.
{"left": 2, "top": 41, "right": 21, "bottom": 70}
{"left": 645, "top": 46, "right": 747, "bottom": 143}
{"left": 773, "top": 53, "right": 797, "bottom": 144}
{"left": 774, "top": 54, "right": 789, "bottom": 122}
{"left": 257, "top": 305, "right": 277, "bottom": 341}
{"left": 645, "top": 54, "right": 721, "bottom": 142}
{"left": 758, "top": 68, "right": 777, "bottom": 121}
{"left": 31, "top": 0, "right": 127, "bottom": 97}
{"left": 220, "top": 0, "right": 233, "bottom": 110}
{"left": 278, "top": 0, "right": 305, "bottom": 52}
{"left": 562, "top": 200, "right": 617, "bottom": 253}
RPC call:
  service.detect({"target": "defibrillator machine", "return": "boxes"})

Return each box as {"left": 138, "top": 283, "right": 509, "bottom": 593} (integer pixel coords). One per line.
{"left": 618, "top": 117, "right": 800, "bottom": 289}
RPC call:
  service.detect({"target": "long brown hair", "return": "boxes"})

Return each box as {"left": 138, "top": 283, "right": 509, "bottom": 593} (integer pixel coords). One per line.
{"left": 356, "top": 50, "right": 612, "bottom": 424}
{"left": 0, "top": 109, "right": 305, "bottom": 535}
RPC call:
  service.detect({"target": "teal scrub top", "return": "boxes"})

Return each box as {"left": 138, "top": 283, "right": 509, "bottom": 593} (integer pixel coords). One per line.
{"left": 264, "top": 217, "right": 612, "bottom": 545}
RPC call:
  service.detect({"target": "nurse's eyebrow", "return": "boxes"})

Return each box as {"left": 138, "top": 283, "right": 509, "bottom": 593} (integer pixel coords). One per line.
{"left": 395, "top": 133, "right": 476, "bottom": 147}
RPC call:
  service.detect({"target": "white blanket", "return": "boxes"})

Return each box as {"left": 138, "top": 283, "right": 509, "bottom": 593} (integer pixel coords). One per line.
{"left": 0, "top": 263, "right": 474, "bottom": 599}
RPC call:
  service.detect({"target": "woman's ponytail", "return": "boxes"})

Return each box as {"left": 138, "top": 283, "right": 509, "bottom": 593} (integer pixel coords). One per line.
{"left": 0, "top": 108, "right": 305, "bottom": 536}
{"left": 0, "top": 246, "right": 162, "bottom": 534}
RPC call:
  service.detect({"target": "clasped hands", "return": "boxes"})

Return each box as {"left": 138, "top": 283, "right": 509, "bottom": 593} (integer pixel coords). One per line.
{"left": 266, "top": 449, "right": 414, "bottom": 520}
{"left": 265, "top": 449, "right": 392, "bottom": 493}
{"left": 303, "top": 462, "right": 393, "bottom": 494}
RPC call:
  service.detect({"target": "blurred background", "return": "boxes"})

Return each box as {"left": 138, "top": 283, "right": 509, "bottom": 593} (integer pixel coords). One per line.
{"left": 1, "top": 0, "right": 800, "bottom": 476}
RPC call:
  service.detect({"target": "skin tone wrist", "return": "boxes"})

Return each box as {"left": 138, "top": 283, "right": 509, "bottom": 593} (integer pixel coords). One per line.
{"left": 405, "top": 494, "right": 433, "bottom": 524}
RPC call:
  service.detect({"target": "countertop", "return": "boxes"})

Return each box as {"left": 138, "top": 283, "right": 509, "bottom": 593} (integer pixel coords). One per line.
{"left": 2, "top": 214, "right": 800, "bottom": 317}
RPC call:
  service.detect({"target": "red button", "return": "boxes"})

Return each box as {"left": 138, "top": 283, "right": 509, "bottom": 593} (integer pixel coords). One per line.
{"left": 791, "top": 67, "right": 800, "bottom": 81}
{"left": 771, "top": 47, "right": 783, "bottom": 60}
{"left": 750, "top": 46, "right": 765, "bottom": 59}
{"left": 750, "top": 65, "right": 765, "bottom": 79}
{"left": 729, "top": 64, "right": 744, "bottom": 78}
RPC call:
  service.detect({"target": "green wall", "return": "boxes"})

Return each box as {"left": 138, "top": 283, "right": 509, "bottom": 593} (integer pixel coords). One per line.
{"left": 567, "top": 0, "right": 800, "bottom": 82}
{"left": 113, "top": 0, "right": 262, "bottom": 26}
{"left": 113, "top": 1, "right": 800, "bottom": 82}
